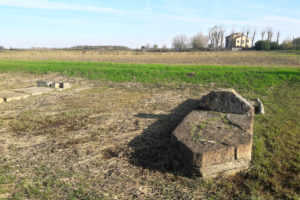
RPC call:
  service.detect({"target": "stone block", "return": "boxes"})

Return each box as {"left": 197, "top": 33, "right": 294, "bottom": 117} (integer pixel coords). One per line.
{"left": 199, "top": 88, "right": 254, "bottom": 114}
{"left": 172, "top": 89, "right": 254, "bottom": 178}
{"left": 49, "top": 82, "right": 60, "bottom": 88}
{"left": 37, "top": 80, "right": 52, "bottom": 87}
{"left": 37, "top": 81, "right": 71, "bottom": 89}
{"left": 199, "top": 158, "right": 250, "bottom": 178}
{"left": 0, "top": 91, "right": 30, "bottom": 102}
{"left": 253, "top": 98, "right": 265, "bottom": 115}
{"left": 59, "top": 82, "right": 71, "bottom": 89}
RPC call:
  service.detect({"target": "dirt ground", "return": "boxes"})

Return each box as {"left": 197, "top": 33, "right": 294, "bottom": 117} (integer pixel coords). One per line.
{"left": 0, "top": 73, "right": 218, "bottom": 199}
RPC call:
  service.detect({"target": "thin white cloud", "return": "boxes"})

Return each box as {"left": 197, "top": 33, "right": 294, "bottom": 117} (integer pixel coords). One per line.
{"left": 0, "top": 0, "right": 248, "bottom": 25}
{"left": 1, "top": 0, "right": 299, "bottom": 47}
{"left": 264, "top": 15, "right": 300, "bottom": 24}
{"left": 0, "top": 0, "right": 125, "bottom": 14}
{"left": 2, "top": 0, "right": 299, "bottom": 31}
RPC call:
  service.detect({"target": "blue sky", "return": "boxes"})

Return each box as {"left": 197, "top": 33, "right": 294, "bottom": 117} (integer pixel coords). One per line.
{"left": 0, "top": 0, "right": 299, "bottom": 48}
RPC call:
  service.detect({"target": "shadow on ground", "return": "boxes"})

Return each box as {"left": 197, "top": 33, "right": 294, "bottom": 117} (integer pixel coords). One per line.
{"left": 128, "top": 99, "right": 201, "bottom": 177}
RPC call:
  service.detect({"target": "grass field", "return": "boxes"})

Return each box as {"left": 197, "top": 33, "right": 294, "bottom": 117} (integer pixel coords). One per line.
{"left": 0, "top": 50, "right": 299, "bottom": 67}
{"left": 0, "top": 52, "right": 299, "bottom": 199}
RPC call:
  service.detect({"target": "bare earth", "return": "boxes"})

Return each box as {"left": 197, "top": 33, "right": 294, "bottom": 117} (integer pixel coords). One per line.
{"left": 0, "top": 73, "right": 216, "bottom": 199}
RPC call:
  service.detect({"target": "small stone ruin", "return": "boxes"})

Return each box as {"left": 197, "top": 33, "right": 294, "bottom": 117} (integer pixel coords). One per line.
{"left": 172, "top": 89, "right": 255, "bottom": 178}
{"left": 37, "top": 80, "right": 71, "bottom": 89}
{"left": 0, "top": 81, "right": 71, "bottom": 103}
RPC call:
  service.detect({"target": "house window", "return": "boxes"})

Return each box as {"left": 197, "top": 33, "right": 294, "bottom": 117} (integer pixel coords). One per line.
{"left": 241, "top": 40, "right": 244, "bottom": 44}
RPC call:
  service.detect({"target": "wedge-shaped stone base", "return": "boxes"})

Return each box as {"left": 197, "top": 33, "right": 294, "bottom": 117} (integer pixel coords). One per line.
{"left": 199, "top": 158, "right": 250, "bottom": 178}
{"left": 172, "top": 89, "right": 254, "bottom": 178}
{"left": 14, "top": 87, "right": 54, "bottom": 96}
{"left": 0, "top": 87, "right": 54, "bottom": 103}
{"left": 0, "top": 91, "right": 31, "bottom": 102}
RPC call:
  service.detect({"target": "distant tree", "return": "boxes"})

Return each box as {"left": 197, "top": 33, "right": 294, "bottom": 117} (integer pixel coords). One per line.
{"left": 255, "top": 40, "right": 271, "bottom": 50}
{"left": 270, "top": 42, "right": 279, "bottom": 50}
{"left": 208, "top": 25, "right": 225, "bottom": 49}
{"left": 191, "top": 32, "right": 209, "bottom": 49}
{"left": 261, "top": 30, "right": 266, "bottom": 40}
{"left": 267, "top": 27, "right": 273, "bottom": 42}
{"left": 0, "top": 46, "right": 4, "bottom": 50}
{"left": 240, "top": 28, "right": 245, "bottom": 48}
{"left": 280, "top": 40, "right": 293, "bottom": 50}
{"left": 251, "top": 28, "right": 257, "bottom": 47}
{"left": 244, "top": 26, "right": 251, "bottom": 48}
{"left": 220, "top": 26, "right": 226, "bottom": 48}
{"left": 152, "top": 44, "right": 158, "bottom": 50}
{"left": 276, "top": 31, "right": 280, "bottom": 44}
{"left": 229, "top": 24, "right": 237, "bottom": 49}
{"left": 172, "top": 34, "right": 188, "bottom": 51}
{"left": 292, "top": 37, "right": 300, "bottom": 49}
{"left": 208, "top": 29, "right": 214, "bottom": 48}
{"left": 162, "top": 44, "right": 168, "bottom": 49}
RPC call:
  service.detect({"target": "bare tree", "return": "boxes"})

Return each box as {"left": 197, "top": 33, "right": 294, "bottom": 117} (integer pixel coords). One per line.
{"left": 239, "top": 27, "right": 246, "bottom": 48}
{"left": 229, "top": 24, "right": 236, "bottom": 49}
{"left": 208, "top": 27, "right": 216, "bottom": 49}
{"left": 191, "top": 32, "right": 209, "bottom": 49}
{"left": 208, "top": 25, "right": 225, "bottom": 49}
{"left": 213, "top": 27, "right": 219, "bottom": 49}
{"left": 172, "top": 34, "right": 188, "bottom": 51}
{"left": 261, "top": 30, "right": 266, "bottom": 40}
{"left": 162, "top": 44, "right": 168, "bottom": 51}
{"left": 276, "top": 31, "right": 280, "bottom": 44}
{"left": 219, "top": 26, "right": 226, "bottom": 49}
{"left": 208, "top": 29, "right": 214, "bottom": 49}
{"left": 267, "top": 27, "right": 273, "bottom": 42}
{"left": 245, "top": 26, "right": 251, "bottom": 48}
{"left": 251, "top": 28, "right": 257, "bottom": 47}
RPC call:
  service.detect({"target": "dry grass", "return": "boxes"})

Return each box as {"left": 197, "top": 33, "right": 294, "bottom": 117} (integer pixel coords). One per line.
{"left": 0, "top": 50, "right": 299, "bottom": 67}
{"left": 0, "top": 72, "right": 299, "bottom": 199}
{"left": 0, "top": 73, "right": 211, "bottom": 199}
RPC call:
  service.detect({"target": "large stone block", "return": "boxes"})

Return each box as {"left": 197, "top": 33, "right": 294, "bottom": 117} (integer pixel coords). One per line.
{"left": 49, "top": 82, "right": 60, "bottom": 88}
{"left": 59, "top": 82, "right": 71, "bottom": 89}
{"left": 199, "top": 88, "right": 253, "bottom": 114}
{"left": 37, "top": 80, "right": 52, "bottom": 87}
{"left": 172, "top": 89, "right": 254, "bottom": 178}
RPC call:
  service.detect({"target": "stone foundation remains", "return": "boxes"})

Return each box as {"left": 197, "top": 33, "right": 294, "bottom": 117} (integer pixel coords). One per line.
{"left": 172, "top": 89, "right": 254, "bottom": 178}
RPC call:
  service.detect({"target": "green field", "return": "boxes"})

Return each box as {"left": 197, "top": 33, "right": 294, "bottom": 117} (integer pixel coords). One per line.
{"left": 0, "top": 59, "right": 299, "bottom": 199}
{"left": 0, "top": 60, "right": 299, "bottom": 92}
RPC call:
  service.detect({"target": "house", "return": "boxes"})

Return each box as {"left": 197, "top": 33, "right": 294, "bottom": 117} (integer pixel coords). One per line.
{"left": 226, "top": 33, "right": 251, "bottom": 49}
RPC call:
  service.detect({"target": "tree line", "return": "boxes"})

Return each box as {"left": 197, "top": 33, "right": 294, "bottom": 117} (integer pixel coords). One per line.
{"left": 170, "top": 25, "right": 300, "bottom": 51}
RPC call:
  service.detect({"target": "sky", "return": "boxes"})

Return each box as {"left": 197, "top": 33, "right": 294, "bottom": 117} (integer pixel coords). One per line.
{"left": 0, "top": 0, "right": 300, "bottom": 48}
